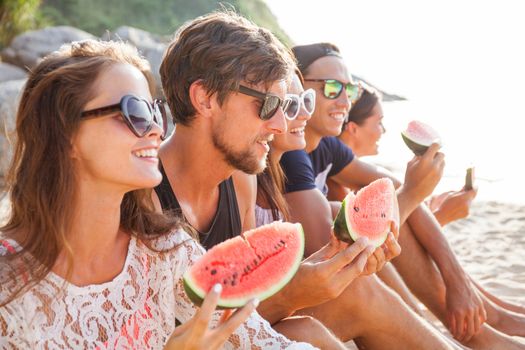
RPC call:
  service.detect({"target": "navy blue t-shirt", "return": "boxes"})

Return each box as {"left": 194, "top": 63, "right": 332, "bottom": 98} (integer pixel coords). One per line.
{"left": 280, "top": 136, "right": 354, "bottom": 196}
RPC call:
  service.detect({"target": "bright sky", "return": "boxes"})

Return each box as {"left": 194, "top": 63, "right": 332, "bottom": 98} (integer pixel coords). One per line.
{"left": 264, "top": 0, "right": 525, "bottom": 98}
{"left": 264, "top": 0, "right": 525, "bottom": 203}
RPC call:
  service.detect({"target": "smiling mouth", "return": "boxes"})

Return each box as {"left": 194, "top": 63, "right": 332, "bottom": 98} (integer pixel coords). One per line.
{"left": 290, "top": 126, "right": 305, "bottom": 135}
{"left": 329, "top": 112, "right": 346, "bottom": 121}
{"left": 132, "top": 148, "right": 158, "bottom": 158}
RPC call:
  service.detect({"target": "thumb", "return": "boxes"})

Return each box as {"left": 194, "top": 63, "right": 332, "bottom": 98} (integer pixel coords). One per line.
{"left": 423, "top": 141, "right": 442, "bottom": 160}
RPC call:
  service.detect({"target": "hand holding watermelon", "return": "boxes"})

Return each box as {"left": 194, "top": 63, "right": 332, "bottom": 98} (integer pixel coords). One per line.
{"left": 164, "top": 283, "right": 258, "bottom": 350}
{"left": 271, "top": 235, "right": 374, "bottom": 311}
{"left": 429, "top": 189, "right": 477, "bottom": 226}
{"left": 362, "top": 222, "right": 401, "bottom": 276}
{"left": 402, "top": 142, "right": 445, "bottom": 205}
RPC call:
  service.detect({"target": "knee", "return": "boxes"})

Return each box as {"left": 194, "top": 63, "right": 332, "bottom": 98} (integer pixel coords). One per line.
{"left": 273, "top": 316, "right": 344, "bottom": 350}
{"left": 342, "top": 275, "right": 407, "bottom": 313}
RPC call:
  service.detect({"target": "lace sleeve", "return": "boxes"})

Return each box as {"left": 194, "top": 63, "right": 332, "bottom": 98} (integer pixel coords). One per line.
{"left": 164, "top": 230, "right": 318, "bottom": 350}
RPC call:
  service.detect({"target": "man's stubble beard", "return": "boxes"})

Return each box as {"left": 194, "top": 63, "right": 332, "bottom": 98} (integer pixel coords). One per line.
{"left": 211, "top": 119, "right": 267, "bottom": 175}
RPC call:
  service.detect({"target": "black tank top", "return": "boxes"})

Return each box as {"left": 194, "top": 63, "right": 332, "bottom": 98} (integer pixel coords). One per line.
{"left": 154, "top": 164, "right": 242, "bottom": 250}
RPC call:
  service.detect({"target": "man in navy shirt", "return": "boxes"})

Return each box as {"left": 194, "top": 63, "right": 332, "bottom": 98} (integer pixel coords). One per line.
{"left": 282, "top": 43, "right": 523, "bottom": 349}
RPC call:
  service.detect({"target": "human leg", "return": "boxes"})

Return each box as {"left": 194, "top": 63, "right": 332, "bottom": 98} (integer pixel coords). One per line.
{"left": 376, "top": 262, "right": 423, "bottom": 316}
{"left": 298, "top": 275, "right": 459, "bottom": 350}
{"left": 272, "top": 315, "right": 347, "bottom": 350}
{"left": 471, "top": 278, "right": 525, "bottom": 315}
{"left": 393, "top": 223, "right": 525, "bottom": 349}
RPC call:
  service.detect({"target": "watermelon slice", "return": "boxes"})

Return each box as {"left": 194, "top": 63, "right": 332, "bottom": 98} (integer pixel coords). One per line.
{"left": 401, "top": 120, "right": 441, "bottom": 155}
{"left": 183, "top": 222, "right": 304, "bottom": 309}
{"left": 333, "top": 178, "right": 399, "bottom": 248}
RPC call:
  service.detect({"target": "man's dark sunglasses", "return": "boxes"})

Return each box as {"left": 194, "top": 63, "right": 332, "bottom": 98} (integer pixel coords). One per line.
{"left": 304, "top": 79, "right": 362, "bottom": 101}
{"left": 238, "top": 85, "right": 293, "bottom": 121}
{"left": 81, "top": 94, "right": 168, "bottom": 139}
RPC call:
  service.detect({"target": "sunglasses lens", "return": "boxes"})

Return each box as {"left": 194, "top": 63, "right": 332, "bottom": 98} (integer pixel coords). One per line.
{"left": 260, "top": 96, "right": 280, "bottom": 120}
{"left": 324, "top": 80, "right": 343, "bottom": 99}
{"left": 154, "top": 102, "right": 168, "bottom": 139}
{"left": 126, "top": 97, "right": 153, "bottom": 136}
{"left": 303, "top": 90, "right": 316, "bottom": 114}
{"left": 284, "top": 96, "right": 299, "bottom": 120}
{"left": 346, "top": 84, "right": 361, "bottom": 101}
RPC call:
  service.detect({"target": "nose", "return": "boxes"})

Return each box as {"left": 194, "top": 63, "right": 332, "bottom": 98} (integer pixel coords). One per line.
{"left": 297, "top": 103, "right": 313, "bottom": 121}
{"left": 380, "top": 121, "right": 386, "bottom": 134}
{"left": 336, "top": 90, "right": 351, "bottom": 111}
{"left": 146, "top": 120, "right": 164, "bottom": 140}
{"left": 266, "top": 107, "right": 287, "bottom": 135}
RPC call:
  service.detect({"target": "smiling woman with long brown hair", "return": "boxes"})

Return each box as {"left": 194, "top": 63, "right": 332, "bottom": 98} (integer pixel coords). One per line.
{"left": 0, "top": 38, "right": 315, "bottom": 349}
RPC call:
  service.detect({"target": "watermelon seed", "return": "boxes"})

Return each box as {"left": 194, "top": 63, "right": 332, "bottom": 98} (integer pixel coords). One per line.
{"left": 381, "top": 213, "right": 386, "bottom": 218}
{"left": 223, "top": 279, "right": 228, "bottom": 284}
{"left": 354, "top": 206, "right": 359, "bottom": 212}
{"left": 231, "top": 280, "right": 237, "bottom": 286}
{"left": 210, "top": 269, "right": 217, "bottom": 275}
{"left": 232, "top": 272, "right": 238, "bottom": 279}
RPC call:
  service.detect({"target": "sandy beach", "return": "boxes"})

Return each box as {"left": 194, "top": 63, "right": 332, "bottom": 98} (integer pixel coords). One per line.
{"left": 1, "top": 192, "right": 523, "bottom": 347}
{"left": 445, "top": 201, "right": 525, "bottom": 307}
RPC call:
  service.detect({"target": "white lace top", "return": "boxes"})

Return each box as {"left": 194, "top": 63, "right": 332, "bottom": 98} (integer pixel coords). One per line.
{"left": 0, "top": 230, "right": 316, "bottom": 350}
{"left": 255, "top": 205, "right": 282, "bottom": 228}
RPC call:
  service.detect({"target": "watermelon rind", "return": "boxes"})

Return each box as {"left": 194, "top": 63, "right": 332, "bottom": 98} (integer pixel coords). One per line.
{"left": 333, "top": 193, "right": 356, "bottom": 244}
{"left": 182, "top": 223, "right": 305, "bottom": 309}
{"left": 333, "top": 180, "right": 398, "bottom": 248}
{"left": 401, "top": 132, "right": 432, "bottom": 156}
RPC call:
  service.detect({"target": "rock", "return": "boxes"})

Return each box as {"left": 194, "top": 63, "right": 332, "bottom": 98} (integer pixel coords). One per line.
{"left": 0, "top": 79, "right": 26, "bottom": 180}
{"left": 0, "top": 63, "right": 27, "bottom": 83}
{"left": 1, "top": 26, "right": 95, "bottom": 70}
{"left": 104, "top": 26, "right": 167, "bottom": 97}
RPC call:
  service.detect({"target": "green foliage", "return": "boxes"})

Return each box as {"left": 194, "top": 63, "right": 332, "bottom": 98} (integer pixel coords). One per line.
{"left": 39, "top": 0, "right": 292, "bottom": 46}
{"left": 0, "top": 0, "right": 49, "bottom": 48}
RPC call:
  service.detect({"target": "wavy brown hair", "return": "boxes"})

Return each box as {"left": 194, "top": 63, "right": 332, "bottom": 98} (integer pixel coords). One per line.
{"left": 0, "top": 40, "right": 179, "bottom": 306}
{"left": 160, "top": 10, "right": 296, "bottom": 126}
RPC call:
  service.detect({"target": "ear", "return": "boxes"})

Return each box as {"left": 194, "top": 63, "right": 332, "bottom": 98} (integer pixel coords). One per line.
{"left": 188, "top": 80, "right": 214, "bottom": 118}
{"left": 343, "top": 121, "right": 359, "bottom": 136}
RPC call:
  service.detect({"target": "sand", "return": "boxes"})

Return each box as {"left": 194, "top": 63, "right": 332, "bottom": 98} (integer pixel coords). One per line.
{"left": 444, "top": 201, "right": 525, "bottom": 308}
{"left": 1, "top": 194, "right": 523, "bottom": 348}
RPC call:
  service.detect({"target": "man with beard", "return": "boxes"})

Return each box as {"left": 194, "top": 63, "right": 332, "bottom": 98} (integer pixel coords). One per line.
{"left": 155, "top": 12, "right": 461, "bottom": 349}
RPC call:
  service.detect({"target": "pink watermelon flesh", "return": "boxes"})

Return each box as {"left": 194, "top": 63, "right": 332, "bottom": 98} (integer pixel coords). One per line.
{"left": 183, "top": 222, "right": 304, "bottom": 308}
{"left": 401, "top": 120, "right": 441, "bottom": 155}
{"left": 333, "top": 178, "right": 399, "bottom": 247}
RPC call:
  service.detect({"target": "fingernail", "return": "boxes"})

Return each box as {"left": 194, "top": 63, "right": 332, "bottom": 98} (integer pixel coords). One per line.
{"left": 213, "top": 283, "right": 222, "bottom": 293}
{"left": 252, "top": 298, "right": 260, "bottom": 308}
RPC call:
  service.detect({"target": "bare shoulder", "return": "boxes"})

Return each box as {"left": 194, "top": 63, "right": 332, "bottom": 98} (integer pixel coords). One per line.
{"left": 232, "top": 171, "right": 257, "bottom": 231}
{"left": 232, "top": 171, "right": 257, "bottom": 202}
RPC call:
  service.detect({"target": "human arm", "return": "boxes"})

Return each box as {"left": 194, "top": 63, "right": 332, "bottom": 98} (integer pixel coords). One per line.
{"left": 331, "top": 142, "right": 445, "bottom": 226}
{"left": 407, "top": 205, "right": 486, "bottom": 341}
{"left": 232, "top": 171, "right": 257, "bottom": 231}
{"left": 256, "top": 235, "right": 374, "bottom": 324}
